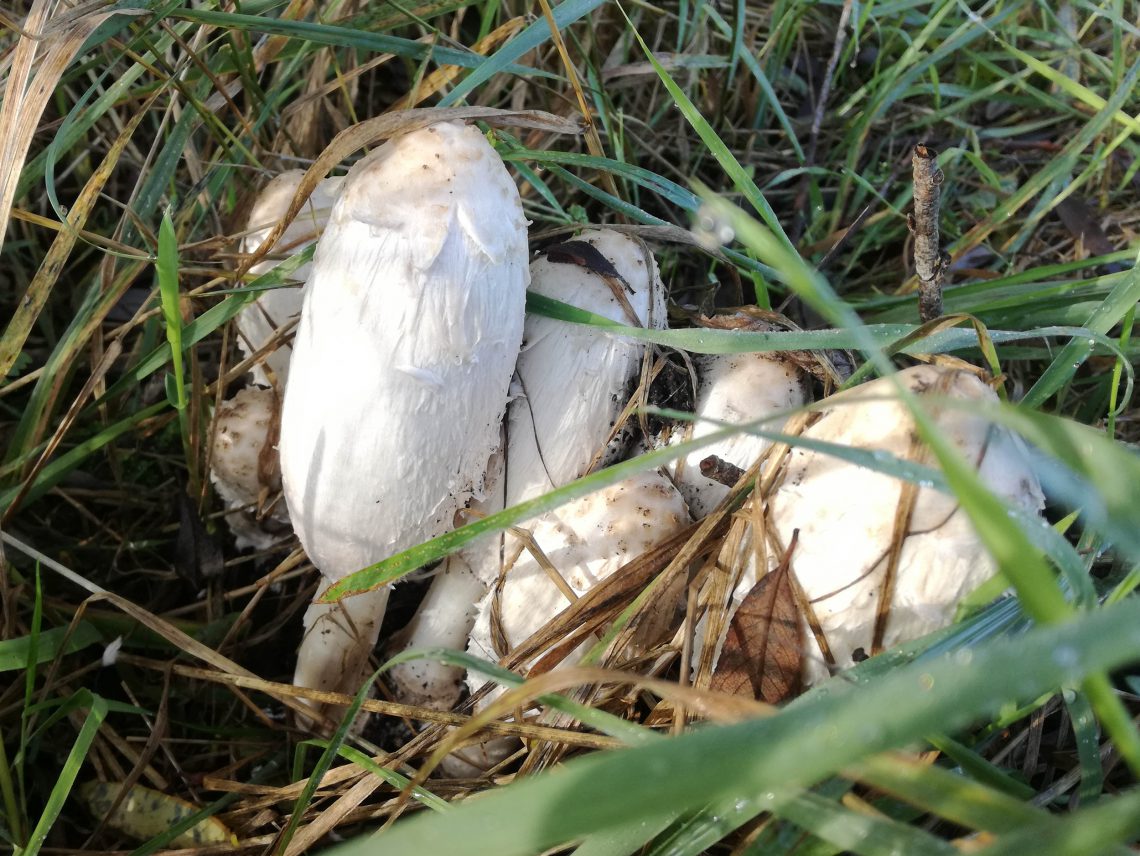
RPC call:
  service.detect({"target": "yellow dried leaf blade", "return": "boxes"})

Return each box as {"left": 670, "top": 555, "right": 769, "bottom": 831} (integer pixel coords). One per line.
{"left": 79, "top": 782, "right": 236, "bottom": 848}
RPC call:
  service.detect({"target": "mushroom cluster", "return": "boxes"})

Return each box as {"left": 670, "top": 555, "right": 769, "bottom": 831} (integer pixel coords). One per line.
{"left": 212, "top": 121, "right": 1044, "bottom": 763}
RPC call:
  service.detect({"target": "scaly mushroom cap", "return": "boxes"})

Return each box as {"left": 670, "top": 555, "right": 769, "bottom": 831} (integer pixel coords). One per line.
{"left": 238, "top": 171, "right": 342, "bottom": 386}
{"left": 468, "top": 470, "right": 690, "bottom": 684}
{"left": 507, "top": 229, "right": 666, "bottom": 504}
{"left": 209, "top": 387, "right": 290, "bottom": 550}
{"left": 280, "top": 121, "right": 529, "bottom": 584}
{"left": 767, "top": 364, "right": 1045, "bottom": 684}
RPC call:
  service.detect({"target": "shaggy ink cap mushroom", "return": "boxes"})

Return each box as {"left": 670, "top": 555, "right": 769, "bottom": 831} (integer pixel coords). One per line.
{"left": 208, "top": 387, "right": 290, "bottom": 551}
{"left": 278, "top": 121, "right": 529, "bottom": 722}
{"left": 699, "top": 364, "right": 1045, "bottom": 689}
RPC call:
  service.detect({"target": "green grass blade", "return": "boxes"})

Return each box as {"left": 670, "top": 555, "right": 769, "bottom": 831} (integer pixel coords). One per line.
{"left": 333, "top": 745, "right": 449, "bottom": 812}
{"left": 156, "top": 212, "right": 186, "bottom": 423}
{"left": 772, "top": 791, "right": 957, "bottom": 856}
{"left": 1063, "top": 690, "right": 1104, "bottom": 804}
{"left": 0, "top": 623, "right": 101, "bottom": 672}
{"left": 619, "top": 7, "right": 795, "bottom": 254}
{"left": 972, "top": 787, "right": 1140, "bottom": 856}
{"left": 20, "top": 695, "right": 107, "bottom": 856}
{"left": 1023, "top": 254, "right": 1140, "bottom": 409}
{"left": 325, "top": 599, "right": 1140, "bottom": 856}
{"left": 438, "top": 0, "right": 608, "bottom": 106}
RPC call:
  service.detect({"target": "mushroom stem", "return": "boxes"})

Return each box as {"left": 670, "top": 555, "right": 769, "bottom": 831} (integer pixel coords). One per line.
{"left": 294, "top": 581, "right": 390, "bottom": 725}
{"left": 388, "top": 554, "right": 487, "bottom": 710}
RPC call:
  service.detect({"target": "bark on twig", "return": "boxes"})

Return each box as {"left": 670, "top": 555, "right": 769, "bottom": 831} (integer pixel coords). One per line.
{"left": 910, "top": 144, "right": 947, "bottom": 322}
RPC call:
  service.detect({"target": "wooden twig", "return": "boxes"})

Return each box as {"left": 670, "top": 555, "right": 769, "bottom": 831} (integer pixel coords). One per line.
{"left": 910, "top": 144, "right": 947, "bottom": 322}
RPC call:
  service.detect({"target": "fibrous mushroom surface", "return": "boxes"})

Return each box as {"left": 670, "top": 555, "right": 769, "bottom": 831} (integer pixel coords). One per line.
{"left": 700, "top": 364, "right": 1045, "bottom": 693}
{"left": 281, "top": 121, "right": 529, "bottom": 584}
{"left": 664, "top": 344, "right": 809, "bottom": 519}
{"left": 508, "top": 229, "right": 666, "bottom": 504}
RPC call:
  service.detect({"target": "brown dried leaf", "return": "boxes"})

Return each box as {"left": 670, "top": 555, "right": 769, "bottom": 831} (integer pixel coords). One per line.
{"left": 1055, "top": 198, "right": 1124, "bottom": 273}
{"left": 710, "top": 533, "right": 802, "bottom": 704}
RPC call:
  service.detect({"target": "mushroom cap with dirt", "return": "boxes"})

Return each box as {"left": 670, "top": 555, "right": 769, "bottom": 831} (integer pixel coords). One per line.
{"left": 658, "top": 313, "right": 812, "bottom": 519}
{"left": 238, "top": 171, "right": 342, "bottom": 387}
{"left": 278, "top": 121, "right": 529, "bottom": 722}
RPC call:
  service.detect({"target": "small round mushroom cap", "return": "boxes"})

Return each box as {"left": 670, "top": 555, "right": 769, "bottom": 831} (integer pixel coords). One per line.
{"left": 209, "top": 387, "right": 290, "bottom": 550}
{"left": 666, "top": 351, "right": 809, "bottom": 519}
{"left": 508, "top": 229, "right": 667, "bottom": 504}
{"left": 762, "top": 364, "right": 1045, "bottom": 684}
{"left": 238, "top": 172, "right": 342, "bottom": 387}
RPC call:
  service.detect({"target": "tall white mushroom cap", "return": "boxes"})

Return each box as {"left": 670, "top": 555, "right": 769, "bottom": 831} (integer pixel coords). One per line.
{"left": 507, "top": 229, "right": 666, "bottom": 504}
{"left": 238, "top": 171, "right": 342, "bottom": 387}
{"left": 282, "top": 121, "right": 528, "bottom": 584}
{"left": 279, "top": 121, "right": 529, "bottom": 714}
{"left": 766, "top": 364, "right": 1045, "bottom": 685}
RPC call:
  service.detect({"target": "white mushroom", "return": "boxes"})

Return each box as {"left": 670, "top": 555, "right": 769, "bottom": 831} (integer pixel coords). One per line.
{"left": 208, "top": 387, "right": 290, "bottom": 551}
{"left": 661, "top": 320, "right": 811, "bottom": 519}
{"left": 442, "top": 230, "right": 680, "bottom": 772}
{"left": 708, "top": 364, "right": 1045, "bottom": 690}
{"left": 279, "top": 121, "right": 529, "bottom": 722}
{"left": 238, "top": 171, "right": 342, "bottom": 387}
{"left": 507, "top": 229, "right": 667, "bottom": 503}
{"left": 389, "top": 228, "right": 669, "bottom": 715}
{"left": 770, "top": 364, "right": 1045, "bottom": 684}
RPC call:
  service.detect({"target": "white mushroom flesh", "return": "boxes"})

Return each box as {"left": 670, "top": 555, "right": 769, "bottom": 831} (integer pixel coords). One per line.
{"left": 468, "top": 470, "right": 690, "bottom": 667}
{"left": 448, "top": 229, "right": 674, "bottom": 772}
